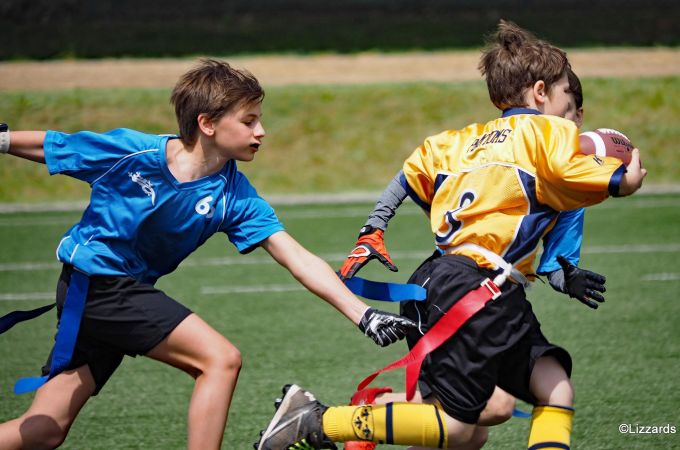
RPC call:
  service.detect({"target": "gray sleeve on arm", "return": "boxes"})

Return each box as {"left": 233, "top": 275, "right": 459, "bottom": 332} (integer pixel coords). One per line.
{"left": 365, "top": 170, "right": 408, "bottom": 231}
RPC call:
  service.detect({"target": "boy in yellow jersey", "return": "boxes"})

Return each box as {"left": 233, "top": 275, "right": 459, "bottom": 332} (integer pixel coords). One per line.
{"left": 338, "top": 67, "right": 594, "bottom": 450}
{"left": 256, "top": 21, "right": 646, "bottom": 450}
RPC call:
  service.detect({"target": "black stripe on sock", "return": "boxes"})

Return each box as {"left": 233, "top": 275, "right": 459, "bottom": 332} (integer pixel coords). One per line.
{"left": 433, "top": 405, "right": 445, "bottom": 448}
{"left": 385, "top": 402, "right": 394, "bottom": 444}
{"left": 528, "top": 442, "right": 570, "bottom": 450}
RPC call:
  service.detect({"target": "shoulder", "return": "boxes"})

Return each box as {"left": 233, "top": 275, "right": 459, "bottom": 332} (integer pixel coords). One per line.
{"left": 424, "top": 123, "right": 485, "bottom": 147}
{"left": 106, "top": 128, "right": 171, "bottom": 149}
{"left": 524, "top": 114, "right": 577, "bottom": 132}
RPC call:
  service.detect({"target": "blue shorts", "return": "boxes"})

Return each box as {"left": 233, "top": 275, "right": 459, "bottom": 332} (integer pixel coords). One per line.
{"left": 42, "top": 265, "right": 192, "bottom": 395}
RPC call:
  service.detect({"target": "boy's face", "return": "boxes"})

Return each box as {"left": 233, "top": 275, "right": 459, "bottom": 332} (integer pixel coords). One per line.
{"left": 212, "top": 101, "right": 265, "bottom": 162}
{"left": 542, "top": 73, "right": 573, "bottom": 121}
{"left": 564, "top": 96, "right": 584, "bottom": 128}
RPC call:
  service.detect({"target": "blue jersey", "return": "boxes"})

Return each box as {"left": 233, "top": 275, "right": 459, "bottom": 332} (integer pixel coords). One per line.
{"left": 537, "top": 208, "right": 584, "bottom": 274}
{"left": 44, "top": 128, "right": 284, "bottom": 284}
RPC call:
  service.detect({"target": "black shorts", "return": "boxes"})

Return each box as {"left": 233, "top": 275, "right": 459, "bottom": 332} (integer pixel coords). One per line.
{"left": 42, "top": 265, "right": 192, "bottom": 395}
{"left": 401, "top": 254, "right": 572, "bottom": 424}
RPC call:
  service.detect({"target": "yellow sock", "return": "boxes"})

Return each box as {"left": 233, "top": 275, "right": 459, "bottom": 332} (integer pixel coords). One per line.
{"left": 322, "top": 402, "right": 448, "bottom": 448}
{"left": 527, "top": 405, "right": 574, "bottom": 449}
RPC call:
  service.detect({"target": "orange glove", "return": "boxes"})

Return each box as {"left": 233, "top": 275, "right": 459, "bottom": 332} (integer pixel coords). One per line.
{"left": 338, "top": 225, "right": 398, "bottom": 280}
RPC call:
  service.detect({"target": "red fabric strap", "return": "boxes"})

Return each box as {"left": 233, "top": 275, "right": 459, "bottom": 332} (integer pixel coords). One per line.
{"left": 356, "top": 278, "right": 501, "bottom": 401}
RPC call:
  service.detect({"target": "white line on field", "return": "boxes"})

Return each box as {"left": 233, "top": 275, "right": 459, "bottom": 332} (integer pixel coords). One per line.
{"left": 2, "top": 245, "right": 680, "bottom": 273}
{"left": 0, "top": 292, "right": 54, "bottom": 301}
{"left": 640, "top": 273, "right": 680, "bottom": 281}
{"left": 3, "top": 270, "right": 679, "bottom": 301}
{"left": 1, "top": 188, "right": 679, "bottom": 219}
{"left": 0, "top": 261, "right": 59, "bottom": 271}
{"left": 201, "top": 285, "right": 306, "bottom": 295}
{"left": 0, "top": 205, "right": 422, "bottom": 227}
{"left": 582, "top": 243, "right": 680, "bottom": 254}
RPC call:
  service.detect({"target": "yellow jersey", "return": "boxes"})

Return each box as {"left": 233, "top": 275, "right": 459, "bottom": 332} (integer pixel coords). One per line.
{"left": 401, "top": 108, "right": 626, "bottom": 276}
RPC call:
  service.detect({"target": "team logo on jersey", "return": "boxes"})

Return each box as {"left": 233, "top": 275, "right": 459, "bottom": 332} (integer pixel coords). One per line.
{"left": 195, "top": 195, "right": 215, "bottom": 218}
{"left": 128, "top": 171, "right": 156, "bottom": 205}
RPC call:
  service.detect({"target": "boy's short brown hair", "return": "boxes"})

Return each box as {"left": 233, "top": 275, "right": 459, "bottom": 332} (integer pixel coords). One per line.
{"left": 478, "top": 20, "right": 570, "bottom": 111}
{"left": 170, "top": 58, "right": 264, "bottom": 144}
{"left": 567, "top": 67, "right": 583, "bottom": 109}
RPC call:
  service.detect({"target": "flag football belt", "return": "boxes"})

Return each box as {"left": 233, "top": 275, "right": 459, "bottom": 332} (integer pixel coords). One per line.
{"left": 445, "top": 243, "right": 529, "bottom": 287}
{"left": 356, "top": 276, "right": 503, "bottom": 401}
{"left": 0, "top": 270, "right": 89, "bottom": 394}
{"left": 343, "top": 276, "right": 427, "bottom": 302}
{"left": 343, "top": 243, "right": 527, "bottom": 303}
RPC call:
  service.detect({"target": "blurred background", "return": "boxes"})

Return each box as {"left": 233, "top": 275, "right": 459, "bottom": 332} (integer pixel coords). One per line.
{"left": 0, "top": 0, "right": 678, "bottom": 203}
{"left": 1, "top": 0, "right": 679, "bottom": 59}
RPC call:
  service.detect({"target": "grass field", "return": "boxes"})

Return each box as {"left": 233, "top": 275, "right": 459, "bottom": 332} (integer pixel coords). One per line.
{"left": 1, "top": 194, "right": 679, "bottom": 449}
{"left": 1, "top": 76, "right": 679, "bottom": 203}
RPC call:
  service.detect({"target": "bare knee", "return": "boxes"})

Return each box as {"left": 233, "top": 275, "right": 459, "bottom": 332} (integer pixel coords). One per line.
{"left": 18, "top": 414, "right": 69, "bottom": 449}
{"left": 205, "top": 340, "right": 242, "bottom": 377}
{"left": 220, "top": 344, "right": 242, "bottom": 373}
{"left": 478, "top": 388, "right": 515, "bottom": 426}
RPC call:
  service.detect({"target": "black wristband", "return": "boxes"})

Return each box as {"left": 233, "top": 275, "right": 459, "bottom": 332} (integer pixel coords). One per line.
{"left": 358, "top": 225, "right": 376, "bottom": 237}
{"left": 0, "top": 123, "right": 9, "bottom": 154}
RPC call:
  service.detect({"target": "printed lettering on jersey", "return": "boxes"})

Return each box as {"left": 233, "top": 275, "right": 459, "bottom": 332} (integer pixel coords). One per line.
{"left": 195, "top": 195, "right": 215, "bottom": 219}
{"left": 466, "top": 128, "right": 512, "bottom": 153}
{"left": 463, "top": 128, "right": 515, "bottom": 168}
{"left": 128, "top": 171, "right": 156, "bottom": 205}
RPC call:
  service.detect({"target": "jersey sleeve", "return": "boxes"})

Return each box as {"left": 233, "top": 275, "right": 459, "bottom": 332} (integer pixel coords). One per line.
{"left": 44, "top": 128, "right": 162, "bottom": 184}
{"left": 401, "top": 137, "right": 439, "bottom": 212}
{"left": 221, "top": 171, "right": 285, "bottom": 254}
{"left": 537, "top": 208, "right": 584, "bottom": 274}
{"left": 365, "top": 170, "right": 408, "bottom": 230}
{"left": 533, "top": 118, "right": 626, "bottom": 210}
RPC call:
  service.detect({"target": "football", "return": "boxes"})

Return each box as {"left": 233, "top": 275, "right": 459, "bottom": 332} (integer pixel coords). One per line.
{"left": 579, "top": 128, "right": 635, "bottom": 165}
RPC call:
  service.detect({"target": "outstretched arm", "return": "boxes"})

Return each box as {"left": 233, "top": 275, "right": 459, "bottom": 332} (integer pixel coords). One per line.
{"left": 539, "top": 209, "right": 606, "bottom": 309}
{"left": 549, "top": 257, "right": 606, "bottom": 309}
{"left": 365, "top": 170, "right": 409, "bottom": 231}
{"left": 2, "top": 127, "right": 47, "bottom": 163}
{"left": 338, "top": 170, "right": 407, "bottom": 280}
{"left": 261, "top": 231, "right": 416, "bottom": 346}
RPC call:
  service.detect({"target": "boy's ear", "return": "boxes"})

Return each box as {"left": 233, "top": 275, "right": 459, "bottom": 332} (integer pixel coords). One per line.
{"left": 532, "top": 80, "right": 547, "bottom": 106}
{"left": 197, "top": 114, "right": 215, "bottom": 136}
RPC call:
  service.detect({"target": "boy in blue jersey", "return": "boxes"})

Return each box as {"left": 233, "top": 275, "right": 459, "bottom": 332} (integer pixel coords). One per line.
{"left": 255, "top": 22, "right": 646, "bottom": 450}
{"left": 338, "top": 68, "right": 604, "bottom": 450}
{"left": 0, "top": 59, "right": 415, "bottom": 450}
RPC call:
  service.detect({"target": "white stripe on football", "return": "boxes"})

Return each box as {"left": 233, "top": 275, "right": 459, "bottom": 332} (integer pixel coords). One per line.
{"left": 579, "top": 128, "right": 635, "bottom": 164}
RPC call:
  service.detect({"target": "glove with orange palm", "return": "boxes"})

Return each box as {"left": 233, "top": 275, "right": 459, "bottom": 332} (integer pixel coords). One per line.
{"left": 338, "top": 225, "right": 397, "bottom": 281}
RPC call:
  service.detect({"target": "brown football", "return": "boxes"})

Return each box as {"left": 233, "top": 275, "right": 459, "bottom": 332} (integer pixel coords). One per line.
{"left": 579, "top": 128, "right": 635, "bottom": 165}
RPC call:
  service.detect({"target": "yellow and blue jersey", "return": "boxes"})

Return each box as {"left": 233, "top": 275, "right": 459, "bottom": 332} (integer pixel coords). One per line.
{"left": 400, "top": 108, "right": 625, "bottom": 276}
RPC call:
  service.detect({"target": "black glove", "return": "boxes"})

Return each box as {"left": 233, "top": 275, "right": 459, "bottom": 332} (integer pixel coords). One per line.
{"left": 554, "top": 256, "right": 606, "bottom": 309}
{"left": 358, "top": 307, "right": 417, "bottom": 347}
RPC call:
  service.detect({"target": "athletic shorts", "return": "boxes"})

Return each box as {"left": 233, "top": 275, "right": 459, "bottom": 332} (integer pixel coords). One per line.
{"left": 41, "top": 265, "right": 192, "bottom": 395}
{"left": 400, "top": 254, "right": 572, "bottom": 424}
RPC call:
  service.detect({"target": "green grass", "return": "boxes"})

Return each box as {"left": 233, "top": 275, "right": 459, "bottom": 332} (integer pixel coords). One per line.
{"left": 1, "top": 194, "right": 679, "bottom": 448}
{"left": 1, "top": 76, "right": 679, "bottom": 203}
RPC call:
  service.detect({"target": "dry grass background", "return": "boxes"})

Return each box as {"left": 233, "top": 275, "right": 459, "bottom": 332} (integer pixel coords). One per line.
{"left": 1, "top": 48, "right": 679, "bottom": 91}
